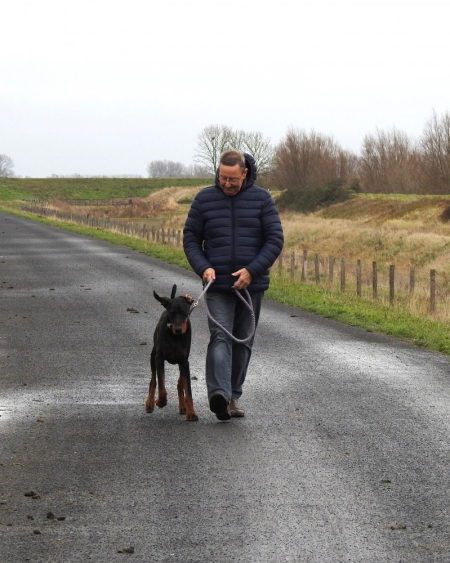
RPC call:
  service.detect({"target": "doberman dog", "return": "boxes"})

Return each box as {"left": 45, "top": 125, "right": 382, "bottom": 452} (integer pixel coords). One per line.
{"left": 145, "top": 284, "right": 198, "bottom": 421}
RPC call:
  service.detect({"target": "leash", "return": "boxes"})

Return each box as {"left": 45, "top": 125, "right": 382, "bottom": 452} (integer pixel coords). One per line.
{"left": 190, "top": 279, "right": 256, "bottom": 344}
{"left": 191, "top": 278, "right": 214, "bottom": 309}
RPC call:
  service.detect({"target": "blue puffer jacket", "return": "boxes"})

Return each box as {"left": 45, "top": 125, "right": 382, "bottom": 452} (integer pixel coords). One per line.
{"left": 183, "top": 153, "right": 284, "bottom": 293}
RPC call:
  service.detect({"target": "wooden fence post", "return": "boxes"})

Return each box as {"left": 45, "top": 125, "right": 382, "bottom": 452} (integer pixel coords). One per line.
{"left": 340, "top": 258, "right": 346, "bottom": 293}
{"left": 329, "top": 256, "right": 334, "bottom": 287}
{"left": 301, "top": 250, "right": 308, "bottom": 282}
{"left": 290, "top": 250, "right": 296, "bottom": 280}
{"left": 356, "top": 259, "right": 362, "bottom": 297}
{"left": 430, "top": 269, "right": 436, "bottom": 313}
{"left": 278, "top": 252, "right": 283, "bottom": 275}
{"left": 409, "top": 268, "right": 415, "bottom": 307}
{"left": 372, "top": 261, "right": 377, "bottom": 300}
{"left": 315, "top": 254, "right": 320, "bottom": 283}
{"left": 389, "top": 265, "right": 395, "bottom": 306}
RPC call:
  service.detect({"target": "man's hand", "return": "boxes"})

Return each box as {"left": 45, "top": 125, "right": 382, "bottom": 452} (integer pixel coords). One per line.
{"left": 202, "top": 268, "right": 216, "bottom": 283}
{"left": 231, "top": 268, "right": 252, "bottom": 290}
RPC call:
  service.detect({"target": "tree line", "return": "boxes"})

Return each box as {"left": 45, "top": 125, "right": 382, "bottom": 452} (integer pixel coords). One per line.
{"left": 3, "top": 110, "right": 450, "bottom": 213}
{"left": 147, "top": 125, "right": 274, "bottom": 179}
{"left": 146, "top": 161, "right": 211, "bottom": 178}
{"left": 184, "top": 111, "right": 450, "bottom": 211}
{"left": 145, "top": 110, "right": 450, "bottom": 210}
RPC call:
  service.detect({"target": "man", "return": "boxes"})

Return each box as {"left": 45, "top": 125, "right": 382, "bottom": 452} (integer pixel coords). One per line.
{"left": 183, "top": 151, "right": 284, "bottom": 420}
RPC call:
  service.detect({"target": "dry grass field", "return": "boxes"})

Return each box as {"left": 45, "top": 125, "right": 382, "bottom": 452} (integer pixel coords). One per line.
{"left": 278, "top": 195, "right": 450, "bottom": 320}
{"left": 46, "top": 188, "right": 450, "bottom": 270}
{"left": 26, "top": 189, "right": 450, "bottom": 322}
{"left": 69, "top": 188, "right": 450, "bottom": 271}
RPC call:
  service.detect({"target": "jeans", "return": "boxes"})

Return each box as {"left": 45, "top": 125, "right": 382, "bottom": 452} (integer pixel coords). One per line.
{"left": 205, "top": 291, "right": 263, "bottom": 402}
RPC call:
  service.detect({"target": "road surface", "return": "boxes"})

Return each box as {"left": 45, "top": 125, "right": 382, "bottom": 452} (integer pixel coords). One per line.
{"left": 1, "top": 211, "right": 450, "bottom": 562}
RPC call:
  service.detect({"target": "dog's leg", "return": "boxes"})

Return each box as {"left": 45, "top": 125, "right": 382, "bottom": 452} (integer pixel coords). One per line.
{"left": 177, "top": 374, "right": 186, "bottom": 415}
{"left": 155, "top": 354, "right": 167, "bottom": 408}
{"left": 179, "top": 361, "right": 198, "bottom": 421}
{"left": 146, "top": 348, "right": 157, "bottom": 413}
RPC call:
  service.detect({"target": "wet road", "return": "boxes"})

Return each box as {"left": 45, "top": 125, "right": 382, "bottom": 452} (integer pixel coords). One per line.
{"left": 1, "top": 211, "right": 450, "bottom": 562}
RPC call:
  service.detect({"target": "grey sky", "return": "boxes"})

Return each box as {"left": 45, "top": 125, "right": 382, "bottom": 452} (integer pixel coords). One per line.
{"left": 1, "top": 0, "right": 449, "bottom": 178}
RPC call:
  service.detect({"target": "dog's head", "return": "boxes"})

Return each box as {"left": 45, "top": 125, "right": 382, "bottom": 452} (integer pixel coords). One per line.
{"left": 153, "top": 286, "right": 194, "bottom": 335}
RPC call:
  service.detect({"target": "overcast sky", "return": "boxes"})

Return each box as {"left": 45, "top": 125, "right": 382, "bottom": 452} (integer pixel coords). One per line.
{"left": 1, "top": 0, "right": 449, "bottom": 178}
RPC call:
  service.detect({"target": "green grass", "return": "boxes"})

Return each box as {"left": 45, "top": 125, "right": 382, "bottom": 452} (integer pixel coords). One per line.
{"left": 4, "top": 206, "right": 450, "bottom": 356}
{"left": 0, "top": 184, "right": 36, "bottom": 201}
{"left": 266, "top": 276, "right": 450, "bottom": 354}
{"left": 0, "top": 177, "right": 210, "bottom": 201}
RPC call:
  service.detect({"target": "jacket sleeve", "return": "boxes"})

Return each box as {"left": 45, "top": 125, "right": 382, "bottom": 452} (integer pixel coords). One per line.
{"left": 245, "top": 194, "right": 284, "bottom": 280}
{"left": 183, "top": 197, "right": 211, "bottom": 278}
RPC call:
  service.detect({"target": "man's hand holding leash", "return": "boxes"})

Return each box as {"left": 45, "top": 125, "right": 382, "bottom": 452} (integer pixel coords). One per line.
{"left": 202, "top": 268, "right": 216, "bottom": 284}
{"left": 202, "top": 267, "right": 252, "bottom": 291}
{"left": 231, "top": 268, "right": 252, "bottom": 290}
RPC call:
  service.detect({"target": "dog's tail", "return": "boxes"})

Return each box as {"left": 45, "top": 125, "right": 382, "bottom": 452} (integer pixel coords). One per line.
{"left": 171, "top": 284, "right": 177, "bottom": 299}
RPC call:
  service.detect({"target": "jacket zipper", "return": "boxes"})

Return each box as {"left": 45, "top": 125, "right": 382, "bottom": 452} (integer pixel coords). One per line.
{"left": 231, "top": 194, "right": 236, "bottom": 274}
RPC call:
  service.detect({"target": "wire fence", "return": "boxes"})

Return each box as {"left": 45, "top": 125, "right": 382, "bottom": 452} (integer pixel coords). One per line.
{"left": 22, "top": 206, "right": 450, "bottom": 322}
{"left": 275, "top": 249, "right": 450, "bottom": 321}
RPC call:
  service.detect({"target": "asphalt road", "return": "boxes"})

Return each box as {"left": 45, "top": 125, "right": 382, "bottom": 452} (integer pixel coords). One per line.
{"left": 1, "top": 211, "right": 450, "bottom": 563}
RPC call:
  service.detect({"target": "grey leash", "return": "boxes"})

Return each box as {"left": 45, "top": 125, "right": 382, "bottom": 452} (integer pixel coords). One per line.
{"left": 190, "top": 279, "right": 256, "bottom": 344}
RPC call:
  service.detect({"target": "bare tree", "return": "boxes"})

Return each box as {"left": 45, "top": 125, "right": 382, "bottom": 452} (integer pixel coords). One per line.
{"left": 229, "top": 129, "right": 248, "bottom": 153}
{"left": 359, "top": 128, "right": 418, "bottom": 193}
{"left": 0, "top": 154, "right": 14, "bottom": 177}
{"left": 166, "top": 161, "right": 186, "bottom": 177}
{"left": 271, "top": 129, "right": 359, "bottom": 211}
{"left": 194, "top": 125, "right": 234, "bottom": 174}
{"left": 273, "top": 129, "right": 350, "bottom": 190}
{"left": 238, "top": 130, "right": 274, "bottom": 176}
{"left": 147, "top": 160, "right": 187, "bottom": 178}
{"left": 337, "top": 149, "right": 359, "bottom": 181}
{"left": 194, "top": 125, "right": 274, "bottom": 176}
{"left": 184, "top": 164, "right": 213, "bottom": 177}
{"left": 147, "top": 160, "right": 166, "bottom": 178}
{"left": 419, "top": 110, "right": 450, "bottom": 194}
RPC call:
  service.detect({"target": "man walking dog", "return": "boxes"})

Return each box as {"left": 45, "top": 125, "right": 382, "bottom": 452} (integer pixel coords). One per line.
{"left": 183, "top": 150, "right": 284, "bottom": 420}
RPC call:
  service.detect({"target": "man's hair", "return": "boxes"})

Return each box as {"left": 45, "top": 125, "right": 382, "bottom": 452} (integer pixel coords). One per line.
{"left": 220, "top": 150, "right": 246, "bottom": 171}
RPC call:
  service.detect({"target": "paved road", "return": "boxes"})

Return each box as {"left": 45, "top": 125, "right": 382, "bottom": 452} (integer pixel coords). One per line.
{"left": 1, "top": 211, "right": 450, "bottom": 563}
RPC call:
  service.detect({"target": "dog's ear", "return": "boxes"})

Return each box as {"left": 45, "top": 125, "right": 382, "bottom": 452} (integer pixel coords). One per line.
{"left": 153, "top": 290, "right": 169, "bottom": 308}
{"left": 182, "top": 294, "right": 194, "bottom": 305}
{"left": 171, "top": 284, "right": 177, "bottom": 299}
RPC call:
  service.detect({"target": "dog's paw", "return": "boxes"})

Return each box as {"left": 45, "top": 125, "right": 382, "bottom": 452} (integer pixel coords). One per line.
{"left": 156, "top": 397, "right": 167, "bottom": 409}
{"left": 185, "top": 412, "right": 198, "bottom": 422}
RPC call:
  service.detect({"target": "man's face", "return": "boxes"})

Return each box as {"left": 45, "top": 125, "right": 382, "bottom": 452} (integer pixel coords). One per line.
{"left": 218, "top": 164, "right": 247, "bottom": 196}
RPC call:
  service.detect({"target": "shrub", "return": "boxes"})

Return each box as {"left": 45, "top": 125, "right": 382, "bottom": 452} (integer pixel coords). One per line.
{"left": 276, "top": 180, "right": 355, "bottom": 213}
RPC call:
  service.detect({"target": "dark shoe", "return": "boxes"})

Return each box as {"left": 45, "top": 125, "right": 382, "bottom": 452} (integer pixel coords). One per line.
{"left": 229, "top": 398, "right": 245, "bottom": 417}
{"left": 209, "top": 393, "right": 231, "bottom": 421}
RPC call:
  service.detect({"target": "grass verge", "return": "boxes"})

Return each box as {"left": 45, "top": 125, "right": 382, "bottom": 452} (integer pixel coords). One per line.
{"left": 0, "top": 177, "right": 209, "bottom": 201}
{"left": 4, "top": 207, "right": 450, "bottom": 356}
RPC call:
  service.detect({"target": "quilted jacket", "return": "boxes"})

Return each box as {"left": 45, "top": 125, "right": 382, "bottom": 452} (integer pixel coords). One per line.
{"left": 183, "top": 153, "right": 284, "bottom": 293}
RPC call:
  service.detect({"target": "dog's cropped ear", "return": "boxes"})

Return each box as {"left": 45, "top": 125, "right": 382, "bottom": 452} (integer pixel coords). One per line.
{"left": 153, "top": 290, "right": 169, "bottom": 308}
{"left": 182, "top": 294, "right": 194, "bottom": 305}
{"left": 171, "top": 284, "right": 177, "bottom": 299}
